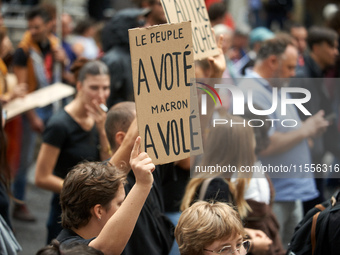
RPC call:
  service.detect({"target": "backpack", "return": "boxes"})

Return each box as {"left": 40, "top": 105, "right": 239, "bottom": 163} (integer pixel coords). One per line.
{"left": 286, "top": 190, "right": 340, "bottom": 255}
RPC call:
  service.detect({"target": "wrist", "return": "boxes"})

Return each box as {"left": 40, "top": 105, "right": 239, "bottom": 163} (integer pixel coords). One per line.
{"left": 96, "top": 124, "right": 106, "bottom": 132}
{"left": 134, "top": 181, "right": 153, "bottom": 192}
{"left": 298, "top": 124, "right": 309, "bottom": 139}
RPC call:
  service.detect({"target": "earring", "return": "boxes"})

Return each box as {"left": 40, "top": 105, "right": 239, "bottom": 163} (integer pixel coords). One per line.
{"left": 98, "top": 216, "right": 101, "bottom": 221}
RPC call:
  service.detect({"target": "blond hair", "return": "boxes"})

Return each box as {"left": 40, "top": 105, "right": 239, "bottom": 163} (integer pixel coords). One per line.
{"left": 175, "top": 201, "right": 246, "bottom": 255}
{"left": 181, "top": 114, "right": 255, "bottom": 218}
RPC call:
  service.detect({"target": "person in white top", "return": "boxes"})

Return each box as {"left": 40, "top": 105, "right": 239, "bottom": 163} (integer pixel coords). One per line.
{"left": 72, "top": 19, "right": 99, "bottom": 60}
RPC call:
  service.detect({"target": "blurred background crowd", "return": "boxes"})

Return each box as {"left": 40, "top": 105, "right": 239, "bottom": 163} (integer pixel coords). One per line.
{"left": 1, "top": 0, "right": 340, "bottom": 254}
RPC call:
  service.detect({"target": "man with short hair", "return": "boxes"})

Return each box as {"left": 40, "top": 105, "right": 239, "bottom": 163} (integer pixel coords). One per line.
{"left": 300, "top": 26, "right": 339, "bottom": 77}
{"left": 238, "top": 35, "right": 329, "bottom": 248}
{"left": 291, "top": 26, "right": 340, "bottom": 213}
{"left": 105, "top": 102, "right": 174, "bottom": 255}
{"left": 12, "top": 6, "right": 65, "bottom": 221}
{"left": 289, "top": 23, "right": 308, "bottom": 66}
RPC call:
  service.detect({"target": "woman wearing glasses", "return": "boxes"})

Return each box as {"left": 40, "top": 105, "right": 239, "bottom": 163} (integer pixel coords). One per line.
{"left": 180, "top": 115, "right": 272, "bottom": 254}
{"left": 175, "top": 201, "right": 250, "bottom": 255}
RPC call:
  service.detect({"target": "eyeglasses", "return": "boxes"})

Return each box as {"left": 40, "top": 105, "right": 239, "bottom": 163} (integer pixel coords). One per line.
{"left": 203, "top": 240, "right": 250, "bottom": 254}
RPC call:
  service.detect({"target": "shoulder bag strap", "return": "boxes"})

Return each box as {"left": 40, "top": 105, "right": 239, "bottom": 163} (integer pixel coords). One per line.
{"left": 311, "top": 211, "right": 321, "bottom": 255}
{"left": 198, "top": 178, "right": 214, "bottom": 201}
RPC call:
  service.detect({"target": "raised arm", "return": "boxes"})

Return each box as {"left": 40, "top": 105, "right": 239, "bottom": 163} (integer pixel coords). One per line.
{"left": 199, "top": 34, "right": 227, "bottom": 140}
{"left": 89, "top": 136, "right": 154, "bottom": 255}
{"left": 35, "top": 143, "right": 64, "bottom": 193}
{"left": 109, "top": 118, "right": 138, "bottom": 173}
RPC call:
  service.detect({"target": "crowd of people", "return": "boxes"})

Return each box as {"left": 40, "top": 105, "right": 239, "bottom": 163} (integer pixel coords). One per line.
{"left": 1, "top": 0, "right": 340, "bottom": 254}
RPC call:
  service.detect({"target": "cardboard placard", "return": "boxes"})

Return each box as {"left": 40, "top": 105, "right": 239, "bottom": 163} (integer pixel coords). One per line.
{"left": 129, "top": 21, "right": 203, "bottom": 165}
{"left": 160, "top": 0, "right": 219, "bottom": 60}
{"left": 3, "top": 83, "right": 76, "bottom": 119}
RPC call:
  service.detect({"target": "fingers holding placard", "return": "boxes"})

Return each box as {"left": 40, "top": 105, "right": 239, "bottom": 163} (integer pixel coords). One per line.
{"left": 130, "top": 136, "right": 155, "bottom": 186}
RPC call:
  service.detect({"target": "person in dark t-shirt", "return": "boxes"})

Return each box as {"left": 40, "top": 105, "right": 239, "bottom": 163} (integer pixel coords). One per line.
{"left": 35, "top": 60, "right": 112, "bottom": 243}
{"left": 57, "top": 156, "right": 154, "bottom": 254}
{"left": 105, "top": 102, "right": 174, "bottom": 255}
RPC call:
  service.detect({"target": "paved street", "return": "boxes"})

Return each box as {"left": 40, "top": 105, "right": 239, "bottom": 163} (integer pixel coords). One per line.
{"left": 11, "top": 165, "right": 52, "bottom": 255}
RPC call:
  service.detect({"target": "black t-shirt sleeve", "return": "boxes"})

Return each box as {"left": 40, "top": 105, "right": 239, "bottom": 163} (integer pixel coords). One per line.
{"left": 57, "top": 229, "right": 95, "bottom": 246}
{"left": 13, "top": 48, "right": 28, "bottom": 67}
{"left": 43, "top": 113, "right": 68, "bottom": 148}
{"left": 60, "top": 236, "right": 94, "bottom": 246}
{"left": 203, "top": 178, "right": 232, "bottom": 203}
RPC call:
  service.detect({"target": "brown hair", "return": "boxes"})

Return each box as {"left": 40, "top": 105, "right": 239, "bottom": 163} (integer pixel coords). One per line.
{"left": 70, "top": 59, "right": 109, "bottom": 90}
{"left": 26, "top": 5, "right": 52, "bottom": 23}
{"left": 70, "top": 59, "right": 109, "bottom": 83}
{"left": 180, "top": 114, "right": 254, "bottom": 218}
{"left": 256, "top": 34, "right": 295, "bottom": 61}
{"left": 77, "top": 60, "right": 108, "bottom": 83}
{"left": 60, "top": 162, "right": 126, "bottom": 229}
{"left": 175, "top": 201, "right": 246, "bottom": 255}
{"left": 70, "top": 57, "right": 90, "bottom": 81}
{"left": 105, "top": 102, "right": 136, "bottom": 151}
{"left": 307, "top": 26, "right": 338, "bottom": 50}
{"left": 74, "top": 19, "right": 96, "bottom": 36}
{"left": 40, "top": 3, "right": 56, "bottom": 20}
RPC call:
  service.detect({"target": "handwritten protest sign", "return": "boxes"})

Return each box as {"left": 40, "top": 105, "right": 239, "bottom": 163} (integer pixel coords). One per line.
{"left": 160, "top": 0, "right": 219, "bottom": 60}
{"left": 4, "top": 83, "right": 76, "bottom": 119}
{"left": 129, "top": 21, "right": 203, "bottom": 165}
